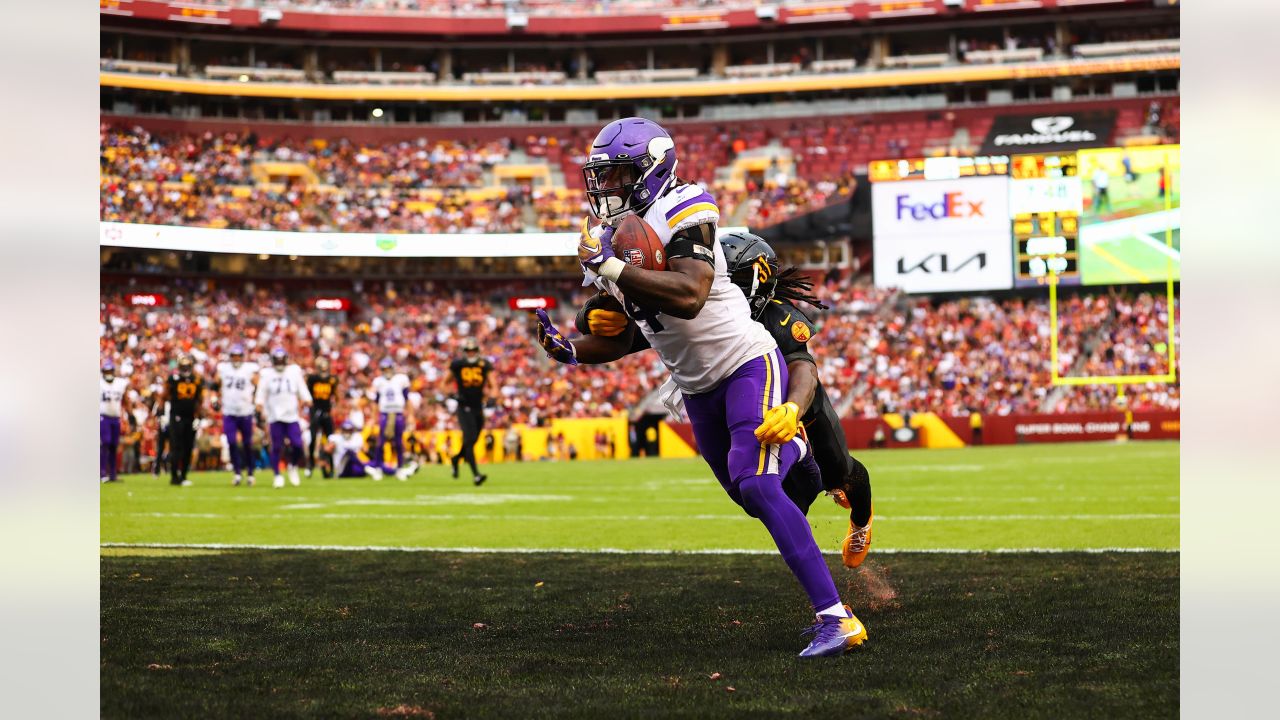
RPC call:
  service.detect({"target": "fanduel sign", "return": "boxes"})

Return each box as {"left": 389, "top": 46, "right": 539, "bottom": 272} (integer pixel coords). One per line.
{"left": 872, "top": 176, "right": 1012, "bottom": 293}
{"left": 979, "top": 111, "right": 1116, "bottom": 155}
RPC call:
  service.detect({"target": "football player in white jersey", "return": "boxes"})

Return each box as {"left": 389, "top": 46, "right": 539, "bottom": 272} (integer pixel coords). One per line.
{"left": 533, "top": 117, "right": 864, "bottom": 658}
{"left": 216, "top": 343, "right": 260, "bottom": 487}
{"left": 370, "top": 357, "right": 418, "bottom": 480}
{"left": 326, "top": 420, "right": 383, "bottom": 481}
{"left": 100, "top": 359, "right": 131, "bottom": 483}
{"left": 254, "top": 347, "right": 312, "bottom": 488}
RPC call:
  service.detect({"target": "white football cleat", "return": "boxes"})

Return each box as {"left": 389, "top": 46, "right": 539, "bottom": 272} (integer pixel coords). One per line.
{"left": 273, "top": 475, "right": 285, "bottom": 489}
{"left": 369, "top": 467, "right": 384, "bottom": 481}
{"left": 246, "top": 475, "right": 256, "bottom": 487}
{"left": 288, "top": 467, "right": 301, "bottom": 486}
{"left": 233, "top": 474, "right": 242, "bottom": 487}
{"left": 304, "top": 468, "right": 312, "bottom": 478}
{"left": 180, "top": 479, "right": 193, "bottom": 487}
{"left": 100, "top": 476, "right": 110, "bottom": 484}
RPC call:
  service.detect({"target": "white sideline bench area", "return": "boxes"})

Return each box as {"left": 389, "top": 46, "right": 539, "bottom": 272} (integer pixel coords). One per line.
{"left": 99, "top": 58, "right": 178, "bottom": 75}
{"left": 964, "top": 47, "right": 1044, "bottom": 64}
{"left": 593, "top": 68, "right": 699, "bottom": 83}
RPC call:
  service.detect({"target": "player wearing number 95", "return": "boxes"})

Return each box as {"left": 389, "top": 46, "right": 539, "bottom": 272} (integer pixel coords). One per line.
{"left": 532, "top": 117, "right": 866, "bottom": 658}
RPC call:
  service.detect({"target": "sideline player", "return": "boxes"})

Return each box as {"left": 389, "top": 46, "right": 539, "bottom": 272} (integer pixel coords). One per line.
{"left": 371, "top": 357, "right": 418, "bottom": 480}
{"left": 157, "top": 355, "right": 203, "bottom": 487}
{"left": 100, "top": 360, "right": 131, "bottom": 483}
{"left": 327, "top": 420, "right": 384, "bottom": 481}
{"left": 255, "top": 347, "right": 311, "bottom": 488}
{"left": 533, "top": 117, "right": 865, "bottom": 657}
{"left": 576, "top": 233, "right": 875, "bottom": 567}
{"left": 306, "top": 356, "right": 339, "bottom": 478}
{"left": 449, "top": 337, "right": 493, "bottom": 486}
{"left": 216, "top": 344, "right": 259, "bottom": 487}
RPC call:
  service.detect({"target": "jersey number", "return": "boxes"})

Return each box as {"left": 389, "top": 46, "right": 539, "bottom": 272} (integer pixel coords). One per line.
{"left": 460, "top": 367, "right": 485, "bottom": 387}
{"left": 621, "top": 293, "right": 665, "bottom": 334}
{"left": 269, "top": 378, "right": 294, "bottom": 396}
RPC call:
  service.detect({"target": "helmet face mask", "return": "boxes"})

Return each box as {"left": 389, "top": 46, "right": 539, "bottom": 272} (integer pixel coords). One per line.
{"left": 461, "top": 338, "right": 480, "bottom": 361}
{"left": 102, "top": 361, "right": 115, "bottom": 382}
{"left": 582, "top": 117, "right": 677, "bottom": 224}
{"left": 720, "top": 232, "right": 780, "bottom": 319}
{"left": 316, "top": 357, "right": 330, "bottom": 373}
{"left": 177, "top": 356, "right": 195, "bottom": 377}
{"left": 271, "top": 348, "right": 287, "bottom": 368}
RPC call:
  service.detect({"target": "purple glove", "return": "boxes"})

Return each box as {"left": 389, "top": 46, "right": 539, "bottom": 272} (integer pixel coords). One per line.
{"left": 578, "top": 218, "right": 617, "bottom": 275}
{"left": 533, "top": 309, "right": 578, "bottom": 366}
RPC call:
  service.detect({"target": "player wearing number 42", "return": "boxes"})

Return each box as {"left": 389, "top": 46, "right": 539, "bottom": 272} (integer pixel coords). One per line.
{"left": 533, "top": 116, "right": 867, "bottom": 658}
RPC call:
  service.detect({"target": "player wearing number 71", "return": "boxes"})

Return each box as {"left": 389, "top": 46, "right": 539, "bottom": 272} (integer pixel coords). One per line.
{"left": 532, "top": 116, "right": 867, "bottom": 658}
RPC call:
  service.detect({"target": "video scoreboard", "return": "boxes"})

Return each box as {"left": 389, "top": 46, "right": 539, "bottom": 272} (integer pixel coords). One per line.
{"left": 869, "top": 146, "right": 1179, "bottom": 292}
{"left": 1009, "top": 152, "right": 1082, "bottom": 287}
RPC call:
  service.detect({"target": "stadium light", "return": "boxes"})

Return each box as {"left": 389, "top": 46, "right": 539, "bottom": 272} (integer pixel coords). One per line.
{"left": 371, "top": 108, "right": 384, "bottom": 118}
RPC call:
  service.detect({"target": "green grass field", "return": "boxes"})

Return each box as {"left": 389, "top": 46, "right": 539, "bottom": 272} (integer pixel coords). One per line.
{"left": 102, "top": 441, "right": 1178, "bottom": 552}
{"left": 101, "top": 441, "right": 1180, "bottom": 718}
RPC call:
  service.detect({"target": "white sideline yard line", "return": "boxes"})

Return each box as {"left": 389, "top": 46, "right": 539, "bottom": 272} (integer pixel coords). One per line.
{"left": 101, "top": 542, "right": 1178, "bottom": 555}
{"left": 109, "top": 511, "right": 1179, "bottom": 522}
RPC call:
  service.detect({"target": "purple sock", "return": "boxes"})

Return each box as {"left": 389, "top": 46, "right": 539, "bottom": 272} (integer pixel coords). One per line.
{"left": 739, "top": 473, "right": 841, "bottom": 612}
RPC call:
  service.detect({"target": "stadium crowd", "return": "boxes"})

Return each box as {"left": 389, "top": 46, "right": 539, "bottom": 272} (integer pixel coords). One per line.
{"left": 101, "top": 277, "right": 1179, "bottom": 464}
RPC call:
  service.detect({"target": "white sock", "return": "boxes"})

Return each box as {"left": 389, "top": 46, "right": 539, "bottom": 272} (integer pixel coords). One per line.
{"left": 818, "top": 602, "right": 849, "bottom": 618}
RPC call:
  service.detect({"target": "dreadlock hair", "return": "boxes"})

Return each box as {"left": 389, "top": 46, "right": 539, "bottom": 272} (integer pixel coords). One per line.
{"left": 772, "top": 266, "right": 829, "bottom": 311}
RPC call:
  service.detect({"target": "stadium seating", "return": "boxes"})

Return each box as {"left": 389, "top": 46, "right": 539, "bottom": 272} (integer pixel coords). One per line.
{"left": 100, "top": 96, "right": 1180, "bottom": 233}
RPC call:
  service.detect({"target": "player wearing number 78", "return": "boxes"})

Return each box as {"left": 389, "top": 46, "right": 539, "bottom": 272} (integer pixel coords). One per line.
{"left": 533, "top": 116, "right": 866, "bottom": 658}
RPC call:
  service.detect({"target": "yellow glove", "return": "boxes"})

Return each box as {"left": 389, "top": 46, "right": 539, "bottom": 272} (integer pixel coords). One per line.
{"left": 755, "top": 402, "right": 801, "bottom": 444}
{"left": 587, "top": 308, "right": 629, "bottom": 337}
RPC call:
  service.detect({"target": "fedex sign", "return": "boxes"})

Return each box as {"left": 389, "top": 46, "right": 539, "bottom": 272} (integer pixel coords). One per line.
{"left": 872, "top": 176, "right": 1012, "bottom": 293}
{"left": 895, "top": 192, "right": 985, "bottom": 221}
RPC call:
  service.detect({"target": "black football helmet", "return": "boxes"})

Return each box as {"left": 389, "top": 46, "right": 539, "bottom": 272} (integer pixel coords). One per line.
{"left": 719, "top": 231, "right": 779, "bottom": 319}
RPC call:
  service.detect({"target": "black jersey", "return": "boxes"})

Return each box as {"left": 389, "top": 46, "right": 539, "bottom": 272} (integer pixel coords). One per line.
{"left": 450, "top": 356, "right": 492, "bottom": 408}
{"left": 754, "top": 299, "right": 818, "bottom": 367}
{"left": 307, "top": 373, "right": 338, "bottom": 413}
{"left": 166, "top": 373, "right": 203, "bottom": 418}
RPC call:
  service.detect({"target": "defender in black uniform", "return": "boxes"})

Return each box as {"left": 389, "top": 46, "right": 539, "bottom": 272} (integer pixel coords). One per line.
{"left": 449, "top": 337, "right": 494, "bottom": 486}
{"left": 306, "top": 357, "right": 338, "bottom": 478}
{"left": 157, "top": 355, "right": 204, "bottom": 487}
{"left": 576, "top": 233, "right": 874, "bottom": 567}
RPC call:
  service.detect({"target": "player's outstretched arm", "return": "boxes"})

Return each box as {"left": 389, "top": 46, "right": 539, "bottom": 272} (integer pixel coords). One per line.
{"left": 756, "top": 359, "right": 819, "bottom": 445}
{"left": 530, "top": 309, "right": 634, "bottom": 365}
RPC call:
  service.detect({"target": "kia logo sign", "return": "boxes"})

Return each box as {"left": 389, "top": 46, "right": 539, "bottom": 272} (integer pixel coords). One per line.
{"left": 313, "top": 297, "right": 351, "bottom": 311}
{"left": 1030, "top": 116, "right": 1074, "bottom": 134}
{"left": 508, "top": 296, "right": 558, "bottom": 310}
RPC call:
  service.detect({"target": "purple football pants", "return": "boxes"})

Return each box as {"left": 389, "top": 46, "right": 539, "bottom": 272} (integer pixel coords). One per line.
{"left": 269, "top": 421, "right": 304, "bottom": 472}
{"left": 375, "top": 412, "right": 406, "bottom": 472}
{"left": 683, "top": 348, "right": 841, "bottom": 613}
{"left": 222, "top": 414, "right": 255, "bottom": 475}
{"left": 337, "top": 455, "right": 371, "bottom": 478}
{"left": 100, "top": 415, "right": 120, "bottom": 481}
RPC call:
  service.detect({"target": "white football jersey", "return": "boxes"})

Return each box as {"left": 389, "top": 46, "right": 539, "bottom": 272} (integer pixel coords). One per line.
{"left": 373, "top": 373, "right": 411, "bottom": 413}
{"left": 100, "top": 376, "right": 129, "bottom": 417}
{"left": 594, "top": 183, "right": 776, "bottom": 393}
{"left": 328, "top": 432, "right": 365, "bottom": 471}
{"left": 255, "top": 364, "right": 311, "bottom": 423}
{"left": 216, "top": 361, "right": 259, "bottom": 417}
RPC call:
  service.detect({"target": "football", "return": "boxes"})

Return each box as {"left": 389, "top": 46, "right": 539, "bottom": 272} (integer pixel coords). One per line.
{"left": 612, "top": 214, "right": 668, "bottom": 271}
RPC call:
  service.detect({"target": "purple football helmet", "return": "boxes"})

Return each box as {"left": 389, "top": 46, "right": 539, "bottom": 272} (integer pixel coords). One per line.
{"left": 582, "top": 117, "right": 678, "bottom": 224}
{"left": 101, "top": 359, "right": 116, "bottom": 375}
{"left": 270, "top": 347, "right": 287, "bottom": 367}
{"left": 379, "top": 357, "right": 395, "bottom": 372}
